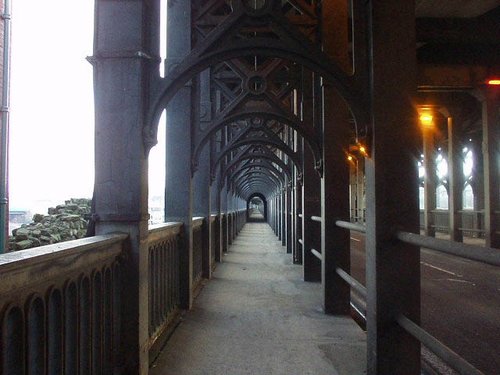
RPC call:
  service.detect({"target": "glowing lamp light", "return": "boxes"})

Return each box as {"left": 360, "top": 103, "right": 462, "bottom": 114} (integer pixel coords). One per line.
{"left": 359, "top": 145, "right": 367, "bottom": 156}
{"left": 487, "top": 79, "right": 500, "bottom": 85}
{"left": 347, "top": 155, "right": 354, "bottom": 162}
{"left": 419, "top": 113, "right": 433, "bottom": 128}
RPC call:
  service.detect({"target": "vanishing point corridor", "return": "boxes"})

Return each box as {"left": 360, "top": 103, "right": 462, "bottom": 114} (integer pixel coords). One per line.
{"left": 150, "top": 223, "right": 366, "bottom": 375}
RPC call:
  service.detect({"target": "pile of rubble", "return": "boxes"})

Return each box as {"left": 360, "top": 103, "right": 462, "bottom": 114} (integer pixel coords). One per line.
{"left": 8, "top": 198, "right": 91, "bottom": 251}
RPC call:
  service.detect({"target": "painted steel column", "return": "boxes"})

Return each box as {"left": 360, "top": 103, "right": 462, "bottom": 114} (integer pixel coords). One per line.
{"left": 357, "top": 158, "right": 365, "bottom": 223}
{"left": 321, "top": 0, "right": 351, "bottom": 315}
{"left": 366, "top": 0, "right": 421, "bottom": 373}
{"left": 286, "top": 183, "right": 292, "bottom": 253}
{"left": 194, "top": 141, "right": 212, "bottom": 278}
{"left": 281, "top": 188, "right": 286, "bottom": 246}
{"left": 294, "top": 174, "right": 303, "bottom": 264}
{"left": 447, "top": 113, "right": 463, "bottom": 242}
{"left": 165, "top": 0, "right": 194, "bottom": 310}
{"left": 423, "top": 124, "right": 437, "bottom": 237}
{"left": 220, "top": 184, "right": 228, "bottom": 253}
{"left": 277, "top": 193, "right": 282, "bottom": 240}
{"left": 92, "top": 2, "right": 158, "bottom": 372}
{"left": 481, "top": 87, "right": 500, "bottom": 248}
{"left": 302, "top": 142, "right": 322, "bottom": 282}
{"left": 301, "top": 69, "right": 322, "bottom": 281}
{"left": 212, "top": 168, "right": 222, "bottom": 262}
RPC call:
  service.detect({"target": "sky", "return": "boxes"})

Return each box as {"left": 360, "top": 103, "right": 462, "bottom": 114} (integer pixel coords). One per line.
{"left": 9, "top": 1, "right": 166, "bottom": 213}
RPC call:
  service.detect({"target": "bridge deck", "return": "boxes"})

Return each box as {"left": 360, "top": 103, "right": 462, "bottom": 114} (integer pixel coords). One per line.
{"left": 150, "top": 223, "right": 366, "bottom": 375}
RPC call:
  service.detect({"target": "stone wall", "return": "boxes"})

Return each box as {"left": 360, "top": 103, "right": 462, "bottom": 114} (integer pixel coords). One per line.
{"left": 8, "top": 198, "right": 91, "bottom": 251}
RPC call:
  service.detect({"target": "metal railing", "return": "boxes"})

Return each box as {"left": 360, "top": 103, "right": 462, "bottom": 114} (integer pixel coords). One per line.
{"left": 0, "top": 234, "right": 127, "bottom": 374}
{"left": 210, "top": 215, "right": 218, "bottom": 267}
{"left": 310, "top": 215, "right": 322, "bottom": 223}
{"left": 148, "top": 223, "right": 182, "bottom": 351}
{"left": 192, "top": 217, "right": 204, "bottom": 287}
{"left": 334, "top": 219, "right": 497, "bottom": 374}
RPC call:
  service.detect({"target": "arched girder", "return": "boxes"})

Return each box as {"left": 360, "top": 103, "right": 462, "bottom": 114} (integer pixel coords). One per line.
{"left": 247, "top": 190, "right": 271, "bottom": 203}
{"left": 231, "top": 167, "right": 285, "bottom": 193}
{"left": 242, "top": 185, "right": 274, "bottom": 201}
{"left": 212, "top": 139, "right": 301, "bottom": 182}
{"left": 144, "top": 0, "right": 368, "bottom": 153}
{"left": 222, "top": 144, "right": 290, "bottom": 175}
{"left": 229, "top": 161, "right": 288, "bottom": 191}
{"left": 239, "top": 179, "right": 278, "bottom": 201}
{"left": 222, "top": 152, "right": 292, "bottom": 186}
{"left": 232, "top": 172, "right": 281, "bottom": 196}
{"left": 192, "top": 109, "right": 321, "bottom": 172}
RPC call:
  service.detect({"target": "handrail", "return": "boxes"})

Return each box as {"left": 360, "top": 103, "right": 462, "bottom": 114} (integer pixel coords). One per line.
{"left": 335, "top": 267, "right": 367, "bottom": 298}
{"left": 397, "top": 315, "right": 483, "bottom": 375}
{"left": 396, "top": 231, "right": 500, "bottom": 267}
{"left": 192, "top": 216, "right": 205, "bottom": 229}
{"left": 298, "top": 213, "right": 303, "bottom": 218}
{"left": 148, "top": 222, "right": 182, "bottom": 243}
{"left": 311, "top": 248, "right": 322, "bottom": 260}
{"left": 0, "top": 234, "right": 127, "bottom": 273}
{"left": 311, "top": 216, "right": 322, "bottom": 223}
{"left": 298, "top": 238, "right": 303, "bottom": 245}
{"left": 335, "top": 220, "right": 366, "bottom": 233}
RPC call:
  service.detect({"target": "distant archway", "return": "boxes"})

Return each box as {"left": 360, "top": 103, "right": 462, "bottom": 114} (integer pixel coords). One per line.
{"left": 247, "top": 193, "right": 267, "bottom": 222}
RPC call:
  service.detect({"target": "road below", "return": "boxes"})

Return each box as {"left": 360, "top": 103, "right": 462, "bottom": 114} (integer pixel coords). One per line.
{"left": 349, "top": 232, "right": 500, "bottom": 375}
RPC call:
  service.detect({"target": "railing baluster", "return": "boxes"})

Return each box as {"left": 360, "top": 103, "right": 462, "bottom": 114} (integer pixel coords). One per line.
{"left": 92, "top": 272, "right": 103, "bottom": 374}
{"left": 2, "top": 306, "right": 25, "bottom": 375}
{"left": 27, "top": 297, "right": 46, "bottom": 375}
{"left": 48, "top": 289, "right": 63, "bottom": 374}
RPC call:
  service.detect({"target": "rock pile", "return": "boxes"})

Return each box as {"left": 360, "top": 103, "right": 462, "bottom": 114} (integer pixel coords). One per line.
{"left": 8, "top": 198, "right": 91, "bottom": 251}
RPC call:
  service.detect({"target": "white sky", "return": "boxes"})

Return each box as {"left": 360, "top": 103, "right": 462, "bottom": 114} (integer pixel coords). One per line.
{"left": 9, "top": 1, "right": 166, "bottom": 212}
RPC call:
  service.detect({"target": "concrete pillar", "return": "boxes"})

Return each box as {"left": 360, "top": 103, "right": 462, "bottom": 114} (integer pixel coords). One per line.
{"left": 92, "top": 1, "right": 159, "bottom": 372}
{"left": 321, "top": 0, "right": 351, "bottom": 315}
{"left": 165, "top": 0, "right": 195, "bottom": 310}
{"left": 365, "top": 0, "right": 421, "bottom": 373}
{"left": 480, "top": 87, "right": 500, "bottom": 248}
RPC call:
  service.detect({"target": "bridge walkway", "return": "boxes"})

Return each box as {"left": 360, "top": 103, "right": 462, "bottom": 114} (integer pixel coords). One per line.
{"left": 150, "top": 222, "right": 366, "bottom": 375}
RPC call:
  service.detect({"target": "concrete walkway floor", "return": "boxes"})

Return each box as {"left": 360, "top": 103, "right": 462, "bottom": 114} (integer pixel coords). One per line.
{"left": 150, "top": 223, "right": 367, "bottom": 375}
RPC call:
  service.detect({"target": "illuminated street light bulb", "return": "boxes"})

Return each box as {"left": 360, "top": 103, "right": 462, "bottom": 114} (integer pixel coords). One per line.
{"left": 359, "top": 145, "right": 367, "bottom": 156}
{"left": 347, "top": 155, "right": 353, "bottom": 162}
{"left": 487, "top": 79, "right": 500, "bottom": 85}
{"left": 419, "top": 113, "right": 433, "bottom": 128}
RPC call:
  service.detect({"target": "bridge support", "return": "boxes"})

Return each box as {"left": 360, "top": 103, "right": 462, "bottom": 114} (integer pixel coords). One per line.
{"left": 481, "top": 87, "right": 500, "bottom": 249}
{"left": 447, "top": 110, "right": 464, "bottom": 243}
{"left": 320, "top": 0, "right": 351, "bottom": 315}
{"left": 302, "top": 139, "right": 322, "bottom": 282}
{"left": 92, "top": 1, "right": 159, "bottom": 373}
{"left": 165, "top": 0, "right": 195, "bottom": 310}
{"left": 365, "top": 0, "right": 421, "bottom": 373}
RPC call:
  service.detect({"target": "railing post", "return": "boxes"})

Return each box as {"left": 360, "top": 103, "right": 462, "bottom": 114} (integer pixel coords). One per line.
{"left": 92, "top": 2, "right": 158, "bottom": 372}
{"left": 366, "top": 0, "right": 421, "bottom": 373}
